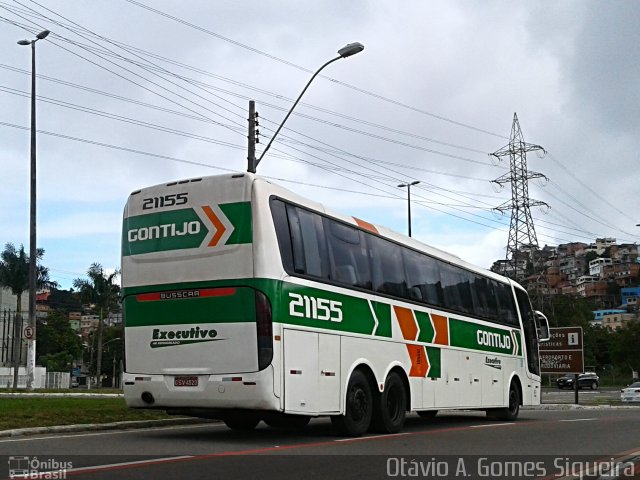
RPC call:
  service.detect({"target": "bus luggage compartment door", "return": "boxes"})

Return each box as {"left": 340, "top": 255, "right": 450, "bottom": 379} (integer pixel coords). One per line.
{"left": 283, "top": 329, "right": 340, "bottom": 414}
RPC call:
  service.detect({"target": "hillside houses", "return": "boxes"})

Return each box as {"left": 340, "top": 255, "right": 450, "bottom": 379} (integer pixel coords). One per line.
{"left": 492, "top": 238, "right": 640, "bottom": 311}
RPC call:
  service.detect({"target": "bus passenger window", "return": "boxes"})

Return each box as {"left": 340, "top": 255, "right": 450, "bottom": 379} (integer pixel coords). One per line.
{"left": 270, "top": 199, "right": 294, "bottom": 272}
{"left": 496, "top": 282, "right": 518, "bottom": 325}
{"left": 285, "top": 205, "right": 329, "bottom": 279}
{"left": 369, "top": 236, "right": 407, "bottom": 298}
{"left": 325, "top": 219, "right": 371, "bottom": 289}
{"left": 440, "top": 263, "right": 472, "bottom": 314}
{"left": 403, "top": 248, "right": 443, "bottom": 307}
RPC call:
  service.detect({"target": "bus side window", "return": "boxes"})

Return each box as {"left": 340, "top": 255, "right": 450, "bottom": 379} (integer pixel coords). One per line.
{"left": 495, "top": 282, "right": 518, "bottom": 325}
{"left": 403, "top": 248, "right": 443, "bottom": 307}
{"left": 325, "top": 218, "right": 371, "bottom": 289}
{"left": 270, "top": 199, "right": 294, "bottom": 272}
{"left": 284, "top": 205, "right": 329, "bottom": 279}
{"left": 296, "top": 208, "right": 327, "bottom": 278}
{"left": 369, "top": 235, "right": 407, "bottom": 298}
{"left": 440, "top": 262, "right": 472, "bottom": 314}
{"left": 285, "top": 205, "right": 306, "bottom": 274}
{"left": 515, "top": 288, "right": 540, "bottom": 376}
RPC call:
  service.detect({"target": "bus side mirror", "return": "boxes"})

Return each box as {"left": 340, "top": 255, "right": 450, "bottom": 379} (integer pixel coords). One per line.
{"left": 534, "top": 310, "right": 550, "bottom": 341}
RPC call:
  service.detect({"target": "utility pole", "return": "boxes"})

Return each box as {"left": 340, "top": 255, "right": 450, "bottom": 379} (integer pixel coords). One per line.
{"left": 247, "top": 100, "right": 258, "bottom": 173}
{"left": 491, "top": 113, "right": 548, "bottom": 282}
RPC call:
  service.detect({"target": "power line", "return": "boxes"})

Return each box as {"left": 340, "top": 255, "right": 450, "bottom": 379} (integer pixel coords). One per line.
{"left": 122, "top": 0, "right": 509, "bottom": 140}
{"left": 0, "top": 9, "right": 247, "bottom": 136}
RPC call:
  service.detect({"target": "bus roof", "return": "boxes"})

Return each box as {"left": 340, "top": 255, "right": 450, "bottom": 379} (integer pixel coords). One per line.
{"left": 127, "top": 172, "right": 519, "bottom": 288}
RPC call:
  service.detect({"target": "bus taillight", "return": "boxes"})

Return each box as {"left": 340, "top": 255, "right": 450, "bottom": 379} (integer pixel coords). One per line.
{"left": 256, "top": 290, "right": 273, "bottom": 371}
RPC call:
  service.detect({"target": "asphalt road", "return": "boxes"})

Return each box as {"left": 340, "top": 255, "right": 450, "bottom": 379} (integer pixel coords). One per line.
{"left": 1, "top": 408, "right": 639, "bottom": 479}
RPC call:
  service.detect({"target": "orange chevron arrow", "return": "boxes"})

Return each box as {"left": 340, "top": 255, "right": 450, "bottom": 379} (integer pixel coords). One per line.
{"left": 202, "top": 205, "right": 226, "bottom": 247}
{"left": 394, "top": 306, "right": 418, "bottom": 341}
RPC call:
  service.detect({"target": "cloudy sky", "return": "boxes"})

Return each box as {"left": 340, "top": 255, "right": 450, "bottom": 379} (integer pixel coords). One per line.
{"left": 1, "top": 1, "right": 638, "bottom": 289}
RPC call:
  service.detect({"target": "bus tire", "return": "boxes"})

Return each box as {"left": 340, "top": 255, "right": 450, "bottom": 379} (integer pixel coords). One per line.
{"left": 487, "top": 381, "right": 520, "bottom": 421}
{"left": 371, "top": 371, "right": 407, "bottom": 433}
{"left": 264, "top": 414, "right": 310, "bottom": 430}
{"left": 223, "top": 414, "right": 261, "bottom": 431}
{"left": 331, "top": 369, "right": 373, "bottom": 436}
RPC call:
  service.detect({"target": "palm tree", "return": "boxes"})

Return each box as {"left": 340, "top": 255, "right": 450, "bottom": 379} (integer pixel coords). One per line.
{"left": 0, "top": 243, "right": 54, "bottom": 388}
{"left": 73, "top": 263, "right": 120, "bottom": 389}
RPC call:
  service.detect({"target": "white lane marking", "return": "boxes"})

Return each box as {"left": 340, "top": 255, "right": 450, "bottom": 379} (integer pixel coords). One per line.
{"left": 559, "top": 418, "right": 597, "bottom": 422}
{"left": 471, "top": 423, "right": 515, "bottom": 428}
{"left": 68, "top": 455, "right": 194, "bottom": 474}
{"left": 335, "top": 432, "right": 409, "bottom": 442}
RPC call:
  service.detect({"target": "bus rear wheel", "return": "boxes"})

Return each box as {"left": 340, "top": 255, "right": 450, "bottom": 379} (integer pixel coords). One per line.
{"left": 331, "top": 369, "right": 373, "bottom": 436}
{"left": 371, "top": 371, "right": 407, "bottom": 433}
{"left": 223, "top": 414, "right": 261, "bottom": 431}
{"left": 487, "top": 381, "right": 520, "bottom": 421}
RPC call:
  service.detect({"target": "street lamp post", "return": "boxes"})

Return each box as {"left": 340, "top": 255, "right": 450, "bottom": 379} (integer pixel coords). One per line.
{"left": 398, "top": 181, "right": 420, "bottom": 237}
{"left": 17, "top": 29, "right": 49, "bottom": 390}
{"left": 247, "top": 42, "right": 364, "bottom": 173}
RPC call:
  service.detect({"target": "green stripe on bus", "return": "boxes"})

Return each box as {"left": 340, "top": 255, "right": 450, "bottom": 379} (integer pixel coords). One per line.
{"left": 372, "top": 301, "right": 392, "bottom": 338}
{"left": 278, "top": 283, "right": 376, "bottom": 335}
{"left": 415, "top": 311, "right": 434, "bottom": 343}
{"left": 122, "top": 208, "right": 207, "bottom": 256}
{"left": 220, "top": 202, "right": 252, "bottom": 244}
{"left": 448, "top": 318, "right": 516, "bottom": 355}
{"left": 122, "top": 202, "right": 251, "bottom": 256}
{"left": 426, "top": 346, "right": 441, "bottom": 378}
{"left": 124, "top": 286, "right": 257, "bottom": 327}
{"left": 122, "top": 278, "right": 525, "bottom": 358}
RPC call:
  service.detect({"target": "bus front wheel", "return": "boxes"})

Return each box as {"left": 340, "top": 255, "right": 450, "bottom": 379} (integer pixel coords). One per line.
{"left": 331, "top": 369, "right": 373, "bottom": 436}
{"left": 487, "top": 382, "right": 520, "bottom": 421}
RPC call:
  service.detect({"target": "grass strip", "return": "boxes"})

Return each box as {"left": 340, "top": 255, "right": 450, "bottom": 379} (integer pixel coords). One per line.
{"left": 0, "top": 397, "right": 171, "bottom": 431}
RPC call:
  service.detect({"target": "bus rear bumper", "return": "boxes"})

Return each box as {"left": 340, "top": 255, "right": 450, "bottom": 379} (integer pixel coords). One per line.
{"left": 123, "top": 367, "right": 279, "bottom": 411}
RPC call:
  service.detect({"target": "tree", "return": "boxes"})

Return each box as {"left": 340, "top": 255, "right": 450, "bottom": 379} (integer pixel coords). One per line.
{"left": 0, "top": 243, "right": 54, "bottom": 388}
{"left": 73, "top": 263, "right": 120, "bottom": 389}
{"left": 611, "top": 321, "right": 640, "bottom": 375}
{"left": 47, "top": 287, "right": 82, "bottom": 313}
{"left": 37, "top": 309, "right": 82, "bottom": 371}
{"left": 547, "top": 295, "right": 594, "bottom": 328}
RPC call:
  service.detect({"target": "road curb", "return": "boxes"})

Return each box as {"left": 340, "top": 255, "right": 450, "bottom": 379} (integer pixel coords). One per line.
{"left": 0, "top": 418, "right": 215, "bottom": 438}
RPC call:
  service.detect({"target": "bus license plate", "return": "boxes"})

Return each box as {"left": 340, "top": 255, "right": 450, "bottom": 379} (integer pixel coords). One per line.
{"left": 174, "top": 376, "right": 198, "bottom": 387}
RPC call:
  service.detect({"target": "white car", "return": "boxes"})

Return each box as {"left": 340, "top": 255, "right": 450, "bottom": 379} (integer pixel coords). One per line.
{"left": 620, "top": 382, "right": 640, "bottom": 403}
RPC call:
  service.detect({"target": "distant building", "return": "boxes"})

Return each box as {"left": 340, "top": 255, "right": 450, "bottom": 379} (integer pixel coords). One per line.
{"left": 601, "top": 312, "right": 637, "bottom": 330}
{"left": 592, "top": 309, "right": 626, "bottom": 326}
{"left": 80, "top": 315, "right": 99, "bottom": 337}
{"left": 621, "top": 287, "right": 640, "bottom": 307}
{"left": 589, "top": 257, "right": 613, "bottom": 277}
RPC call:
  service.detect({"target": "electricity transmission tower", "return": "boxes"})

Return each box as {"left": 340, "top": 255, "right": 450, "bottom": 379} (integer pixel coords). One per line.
{"left": 491, "top": 113, "right": 548, "bottom": 281}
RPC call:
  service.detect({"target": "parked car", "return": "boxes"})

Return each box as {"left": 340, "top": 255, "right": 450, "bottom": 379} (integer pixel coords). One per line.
{"left": 556, "top": 372, "right": 599, "bottom": 390}
{"left": 620, "top": 382, "right": 640, "bottom": 403}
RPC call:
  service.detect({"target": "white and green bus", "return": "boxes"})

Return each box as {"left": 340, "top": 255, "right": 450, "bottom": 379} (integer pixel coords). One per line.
{"left": 121, "top": 172, "right": 550, "bottom": 436}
